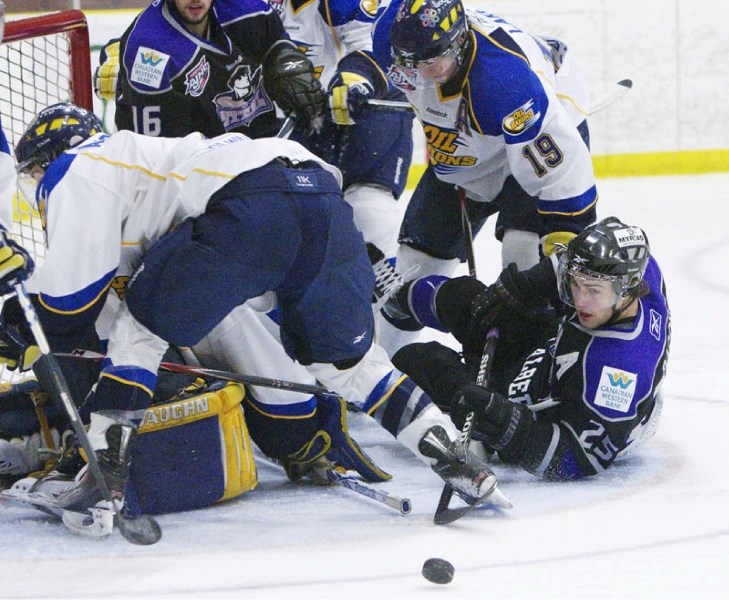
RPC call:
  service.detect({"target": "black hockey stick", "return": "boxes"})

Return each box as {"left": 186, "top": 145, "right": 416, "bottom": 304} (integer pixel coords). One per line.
{"left": 433, "top": 327, "right": 500, "bottom": 525}
{"left": 56, "top": 348, "right": 339, "bottom": 398}
{"left": 458, "top": 186, "right": 477, "bottom": 278}
{"left": 14, "top": 285, "right": 161, "bottom": 545}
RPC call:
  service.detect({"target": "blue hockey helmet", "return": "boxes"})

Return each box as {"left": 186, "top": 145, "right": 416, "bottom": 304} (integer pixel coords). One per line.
{"left": 558, "top": 217, "right": 651, "bottom": 309}
{"left": 389, "top": 0, "right": 469, "bottom": 70}
{"left": 15, "top": 102, "right": 103, "bottom": 175}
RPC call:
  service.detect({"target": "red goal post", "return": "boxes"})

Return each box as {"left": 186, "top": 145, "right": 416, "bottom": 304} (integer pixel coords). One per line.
{"left": 0, "top": 10, "right": 93, "bottom": 382}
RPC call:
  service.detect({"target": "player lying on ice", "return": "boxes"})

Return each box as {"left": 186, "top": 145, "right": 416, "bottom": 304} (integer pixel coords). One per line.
{"left": 0, "top": 102, "right": 508, "bottom": 536}
{"left": 382, "top": 218, "right": 670, "bottom": 479}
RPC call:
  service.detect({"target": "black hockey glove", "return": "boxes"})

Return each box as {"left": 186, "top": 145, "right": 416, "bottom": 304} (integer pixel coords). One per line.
{"left": 0, "top": 295, "right": 40, "bottom": 372}
{"left": 451, "top": 384, "right": 534, "bottom": 461}
{"left": 263, "top": 43, "right": 326, "bottom": 131}
{"left": 392, "top": 341, "right": 472, "bottom": 412}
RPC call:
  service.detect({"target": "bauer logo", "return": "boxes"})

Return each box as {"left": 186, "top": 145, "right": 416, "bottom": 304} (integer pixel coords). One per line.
{"left": 502, "top": 99, "right": 540, "bottom": 135}
{"left": 595, "top": 366, "right": 637, "bottom": 413}
{"left": 131, "top": 47, "right": 170, "bottom": 89}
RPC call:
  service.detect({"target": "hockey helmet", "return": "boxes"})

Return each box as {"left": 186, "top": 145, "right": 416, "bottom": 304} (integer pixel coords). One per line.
{"left": 389, "top": 0, "right": 469, "bottom": 70}
{"left": 15, "top": 102, "right": 103, "bottom": 175}
{"left": 558, "top": 217, "right": 650, "bottom": 309}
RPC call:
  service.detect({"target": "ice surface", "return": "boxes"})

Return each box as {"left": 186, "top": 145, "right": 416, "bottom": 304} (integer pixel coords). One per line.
{"left": 2, "top": 174, "right": 728, "bottom": 599}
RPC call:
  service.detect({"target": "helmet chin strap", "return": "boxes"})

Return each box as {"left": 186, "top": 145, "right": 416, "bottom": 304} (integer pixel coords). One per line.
{"left": 607, "top": 293, "right": 639, "bottom": 326}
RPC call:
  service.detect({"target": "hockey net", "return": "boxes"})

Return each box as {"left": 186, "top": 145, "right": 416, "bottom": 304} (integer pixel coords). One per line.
{"left": 0, "top": 10, "right": 93, "bottom": 382}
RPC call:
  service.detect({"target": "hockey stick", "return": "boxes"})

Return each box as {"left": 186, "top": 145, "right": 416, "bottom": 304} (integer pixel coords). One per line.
{"left": 585, "top": 79, "right": 632, "bottom": 115}
{"left": 433, "top": 327, "right": 501, "bottom": 525}
{"left": 458, "top": 187, "right": 477, "bottom": 278}
{"left": 255, "top": 452, "right": 411, "bottom": 515}
{"left": 56, "top": 348, "right": 338, "bottom": 398}
{"left": 276, "top": 114, "right": 296, "bottom": 139}
{"left": 13, "top": 285, "right": 162, "bottom": 545}
{"left": 366, "top": 79, "right": 632, "bottom": 116}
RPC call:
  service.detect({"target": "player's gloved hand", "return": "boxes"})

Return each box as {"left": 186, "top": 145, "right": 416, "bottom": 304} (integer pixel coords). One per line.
{"left": 328, "top": 71, "right": 374, "bottom": 125}
{"left": 283, "top": 396, "right": 392, "bottom": 483}
{"left": 94, "top": 39, "right": 120, "bottom": 101}
{"left": 451, "top": 384, "right": 533, "bottom": 453}
{"left": 0, "top": 296, "right": 40, "bottom": 372}
{"left": 540, "top": 230, "right": 576, "bottom": 257}
{"left": 263, "top": 44, "right": 326, "bottom": 132}
{"left": 0, "top": 228, "right": 34, "bottom": 296}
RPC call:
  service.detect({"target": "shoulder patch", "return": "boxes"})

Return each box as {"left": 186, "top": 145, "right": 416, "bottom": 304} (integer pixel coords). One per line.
{"left": 594, "top": 366, "right": 637, "bottom": 413}
{"left": 502, "top": 98, "right": 540, "bottom": 135}
{"left": 130, "top": 46, "right": 170, "bottom": 89}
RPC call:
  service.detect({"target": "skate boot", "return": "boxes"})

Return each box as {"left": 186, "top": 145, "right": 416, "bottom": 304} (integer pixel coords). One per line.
{"left": 418, "top": 424, "right": 508, "bottom": 507}
{"left": 55, "top": 422, "right": 136, "bottom": 513}
{"left": 0, "top": 429, "right": 60, "bottom": 477}
{"left": 367, "top": 243, "right": 419, "bottom": 313}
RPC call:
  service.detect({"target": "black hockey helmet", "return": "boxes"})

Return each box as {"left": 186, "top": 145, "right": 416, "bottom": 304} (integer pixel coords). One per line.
{"left": 558, "top": 217, "right": 650, "bottom": 308}
{"left": 15, "top": 102, "right": 103, "bottom": 175}
{"left": 389, "top": 0, "right": 469, "bottom": 70}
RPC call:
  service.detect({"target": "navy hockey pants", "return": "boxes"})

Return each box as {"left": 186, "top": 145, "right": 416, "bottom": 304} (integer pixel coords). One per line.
{"left": 126, "top": 160, "right": 376, "bottom": 365}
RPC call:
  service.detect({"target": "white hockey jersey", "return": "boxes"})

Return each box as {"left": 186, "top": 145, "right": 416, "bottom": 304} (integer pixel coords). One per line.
{"left": 267, "top": 0, "right": 386, "bottom": 89}
{"left": 31, "top": 130, "right": 341, "bottom": 324}
{"left": 381, "top": 8, "right": 597, "bottom": 220}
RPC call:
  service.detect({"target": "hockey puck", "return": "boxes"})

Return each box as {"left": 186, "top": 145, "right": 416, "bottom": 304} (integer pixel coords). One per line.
{"left": 422, "top": 558, "right": 454, "bottom": 584}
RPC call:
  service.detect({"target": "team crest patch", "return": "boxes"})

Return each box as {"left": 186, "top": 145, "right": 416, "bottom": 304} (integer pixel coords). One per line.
{"left": 502, "top": 99, "right": 540, "bottom": 135}
{"left": 595, "top": 366, "right": 637, "bottom": 413}
{"left": 130, "top": 46, "right": 170, "bottom": 89}
{"left": 185, "top": 56, "right": 210, "bottom": 97}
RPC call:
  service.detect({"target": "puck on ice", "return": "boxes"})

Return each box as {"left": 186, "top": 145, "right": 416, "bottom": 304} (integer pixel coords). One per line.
{"left": 422, "top": 558, "right": 454, "bottom": 584}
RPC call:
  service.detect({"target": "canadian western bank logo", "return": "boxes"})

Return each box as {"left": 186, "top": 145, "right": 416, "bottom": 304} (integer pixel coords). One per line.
{"left": 596, "top": 366, "right": 637, "bottom": 414}
{"left": 131, "top": 46, "right": 171, "bottom": 90}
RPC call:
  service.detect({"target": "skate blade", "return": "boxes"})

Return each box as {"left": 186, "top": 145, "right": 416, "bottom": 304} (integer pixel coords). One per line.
{"left": 62, "top": 505, "right": 114, "bottom": 539}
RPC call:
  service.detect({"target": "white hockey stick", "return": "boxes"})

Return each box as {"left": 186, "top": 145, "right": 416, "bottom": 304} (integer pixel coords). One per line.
{"left": 366, "top": 78, "right": 633, "bottom": 116}
{"left": 255, "top": 451, "right": 411, "bottom": 515}
{"left": 585, "top": 79, "right": 632, "bottom": 115}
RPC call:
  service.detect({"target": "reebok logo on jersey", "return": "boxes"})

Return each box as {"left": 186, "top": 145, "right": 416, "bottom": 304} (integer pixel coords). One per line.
{"left": 650, "top": 309, "right": 662, "bottom": 341}
{"left": 131, "top": 47, "right": 170, "bottom": 89}
{"left": 595, "top": 366, "right": 637, "bottom": 413}
{"left": 502, "top": 99, "right": 540, "bottom": 136}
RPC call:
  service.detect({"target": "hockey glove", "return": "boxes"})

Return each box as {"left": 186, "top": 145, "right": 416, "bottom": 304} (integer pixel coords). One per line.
{"left": 94, "top": 39, "right": 120, "bottom": 101}
{"left": 451, "top": 384, "right": 534, "bottom": 460}
{"left": 283, "top": 396, "right": 391, "bottom": 483}
{"left": 0, "top": 228, "right": 34, "bottom": 296}
{"left": 0, "top": 295, "right": 40, "bottom": 372}
{"left": 540, "top": 230, "right": 576, "bottom": 257}
{"left": 263, "top": 44, "right": 326, "bottom": 131}
{"left": 328, "top": 71, "right": 374, "bottom": 125}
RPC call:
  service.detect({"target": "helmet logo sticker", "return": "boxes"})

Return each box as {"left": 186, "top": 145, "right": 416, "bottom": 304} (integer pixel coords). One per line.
{"left": 614, "top": 227, "right": 646, "bottom": 247}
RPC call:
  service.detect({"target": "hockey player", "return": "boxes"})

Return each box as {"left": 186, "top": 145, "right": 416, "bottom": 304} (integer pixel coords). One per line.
{"left": 386, "top": 217, "right": 670, "bottom": 479}
{"left": 371, "top": 0, "right": 598, "bottom": 352}
{"left": 273, "top": 0, "right": 414, "bottom": 259}
{"left": 0, "top": 102, "right": 507, "bottom": 519}
{"left": 112, "top": 0, "right": 326, "bottom": 139}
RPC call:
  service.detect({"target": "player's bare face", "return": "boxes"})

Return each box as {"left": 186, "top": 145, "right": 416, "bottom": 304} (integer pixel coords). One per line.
{"left": 173, "top": 0, "right": 212, "bottom": 34}
{"left": 569, "top": 275, "right": 620, "bottom": 329}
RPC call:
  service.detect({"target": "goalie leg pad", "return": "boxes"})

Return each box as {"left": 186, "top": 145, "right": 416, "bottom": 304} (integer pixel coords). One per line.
{"left": 131, "top": 380, "right": 257, "bottom": 514}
